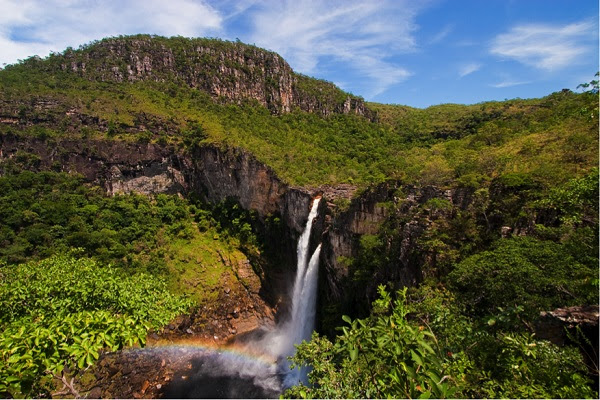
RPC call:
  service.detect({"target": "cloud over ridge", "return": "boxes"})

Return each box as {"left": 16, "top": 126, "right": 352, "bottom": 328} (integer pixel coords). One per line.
{"left": 490, "top": 20, "right": 596, "bottom": 70}
{"left": 0, "top": 0, "right": 222, "bottom": 66}
{"left": 246, "top": 0, "right": 420, "bottom": 97}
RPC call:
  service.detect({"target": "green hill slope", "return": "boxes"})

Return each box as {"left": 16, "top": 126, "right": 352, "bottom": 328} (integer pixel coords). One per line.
{"left": 1, "top": 35, "right": 597, "bottom": 187}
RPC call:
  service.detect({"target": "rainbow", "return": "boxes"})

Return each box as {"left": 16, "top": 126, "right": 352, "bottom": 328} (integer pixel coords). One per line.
{"left": 135, "top": 337, "right": 279, "bottom": 368}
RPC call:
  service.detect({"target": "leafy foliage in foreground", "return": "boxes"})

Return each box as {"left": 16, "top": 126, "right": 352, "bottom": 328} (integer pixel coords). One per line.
{"left": 407, "top": 286, "right": 596, "bottom": 399}
{"left": 0, "top": 254, "right": 191, "bottom": 397}
{"left": 285, "top": 286, "right": 596, "bottom": 399}
{"left": 286, "top": 287, "right": 456, "bottom": 399}
{"left": 288, "top": 170, "right": 598, "bottom": 399}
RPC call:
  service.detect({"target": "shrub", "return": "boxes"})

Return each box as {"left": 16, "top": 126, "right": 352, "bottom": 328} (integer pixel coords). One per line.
{"left": 0, "top": 254, "right": 191, "bottom": 397}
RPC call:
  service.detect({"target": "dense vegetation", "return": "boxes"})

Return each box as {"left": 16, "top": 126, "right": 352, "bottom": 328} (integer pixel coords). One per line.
{"left": 287, "top": 168, "right": 599, "bottom": 398}
{"left": 0, "top": 171, "right": 266, "bottom": 397}
{"left": 0, "top": 36, "right": 598, "bottom": 398}
{"left": 0, "top": 255, "right": 190, "bottom": 397}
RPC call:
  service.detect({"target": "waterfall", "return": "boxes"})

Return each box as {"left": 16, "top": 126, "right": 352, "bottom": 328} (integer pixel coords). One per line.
{"left": 282, "top": 197, "right": 322, "bottom": 387}
{"left": 264, "top": 197, "right": 322, "bottom": 388}
{"left": 289, "top": 197, "right": 321, "bottom": 341}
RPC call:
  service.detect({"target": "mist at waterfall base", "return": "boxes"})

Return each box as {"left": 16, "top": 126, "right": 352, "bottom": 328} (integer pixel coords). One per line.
{"left": 162, "top": 198, "right": 322, "bottom": 398}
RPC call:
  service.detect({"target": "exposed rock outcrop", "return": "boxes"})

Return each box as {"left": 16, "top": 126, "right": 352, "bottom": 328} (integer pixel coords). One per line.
{"left": 536, "top": 305, "right": 599, "bottom": 388}
{"left": 34, "top": 35, "right": 375, "bottom": 119}
{"left": 536, "top": 305, "right": 599, "bottom": 347}
{"left": 0, "top": 134, "right": 185, "bottom": 194}
{"left": 0, "top": 134, "right": 469, "bottom": 335}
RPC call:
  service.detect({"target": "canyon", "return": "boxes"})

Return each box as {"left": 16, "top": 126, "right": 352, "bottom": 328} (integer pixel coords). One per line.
{"left": 0, "top": 133, "right": 447, "bottom": 328}
{"left": 1, "top": 35, "right": 597, "bottom": 398}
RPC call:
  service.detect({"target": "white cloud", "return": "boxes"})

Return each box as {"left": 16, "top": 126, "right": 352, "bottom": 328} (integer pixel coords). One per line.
{"left": 429, "top": 24, "right": 453, "bottom": 45}
{"left": 0, "top": 0, "right": 223, "bottom": 66}
{"left": 458, "top": 62, "right": 481, "bottom": 78}
{"left": 246, "top": 0, "right": 424, "bottom": 98}
{"left": 490, "top": 80, "right": 530, "bottom": 88}
{"left": 490, "top": 20, "right": 596, "bottom": 70}
{"left": 220, "top": 0, "right": 260, "bottom": 20}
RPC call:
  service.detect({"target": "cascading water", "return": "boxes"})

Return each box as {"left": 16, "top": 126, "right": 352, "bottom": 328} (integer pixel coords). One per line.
{"left": 150, "top": 197, "right": 323, "bottom": 398}
{"left": 240, "top": 196, "right": 323, "bottom": 389}
{"left": 277, "top": 197, "right": 322, "bottom": 387}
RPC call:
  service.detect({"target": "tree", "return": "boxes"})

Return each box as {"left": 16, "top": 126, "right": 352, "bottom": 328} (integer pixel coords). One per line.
{"left": 576, "top": 72, "right": 599, "bottom": 94}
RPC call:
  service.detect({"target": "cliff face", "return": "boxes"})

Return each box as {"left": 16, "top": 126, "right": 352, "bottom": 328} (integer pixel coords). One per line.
{"left": 50, "top": 36, "right": 374, "bottom": 119}
{"left": 0, "top": 134, "right": 469, "bottom": 330}
{"left": 317, "top": 183, "right": 475, "bottom": 328}
{"left": 0, "top": 135, "right": 313, "bottom": 233}
{"left": 0, "top": 134, "right": 185, "bottom": 194}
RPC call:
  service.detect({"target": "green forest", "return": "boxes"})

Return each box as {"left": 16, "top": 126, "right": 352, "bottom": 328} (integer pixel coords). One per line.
{"left": 0, "top": 36, "right": 598, "bottom": 398}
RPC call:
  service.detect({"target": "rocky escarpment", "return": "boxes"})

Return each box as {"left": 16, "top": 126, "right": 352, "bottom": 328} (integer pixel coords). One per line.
{"left": 0, "top": 135, "right": 310, "bottom": 226}
{"left": 0, "top": 134, "right": 186, "bottom": 194}
{"left": 0, "top": 133, "right": 470, "bottom": 328}
{"left": 33, "top": 35, "right": 375, "bottom": 119}
{"left": 315, "top": 182, "right": 476, "bottom": 328}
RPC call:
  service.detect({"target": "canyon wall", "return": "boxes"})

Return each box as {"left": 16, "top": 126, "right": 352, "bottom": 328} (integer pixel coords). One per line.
{"left": 0, "top": 135, "right": 474, "bottom": 332}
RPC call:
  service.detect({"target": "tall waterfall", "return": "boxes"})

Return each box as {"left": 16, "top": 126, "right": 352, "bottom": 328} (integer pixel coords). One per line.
{"left": 267, "top": 197, "right": 322, "bottom": 388}
{"left": 289, "top": 197, "right": 321, "bottom": 346}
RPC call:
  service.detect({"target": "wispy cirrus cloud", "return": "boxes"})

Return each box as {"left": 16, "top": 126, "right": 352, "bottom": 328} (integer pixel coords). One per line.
{"left": 0, "top": 0, "right": 223, "bottom": 66}
{"left": 458, "top": 62, "right": 482, "bottom": 78}
{"left": 429, "top": 24, "right": 454, "bottom": 45}
{"left": 246, "top": 0, "right": 425, "bottom": 98}
{"left": 490, "top": 79, "right": 531, "bottom": 88}
{"left": 490, "top": 20, "right": 596, "bottom": 70}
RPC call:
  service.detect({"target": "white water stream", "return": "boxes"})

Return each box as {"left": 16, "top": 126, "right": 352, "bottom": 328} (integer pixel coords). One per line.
{"left": 247, "top": 197, "right": 323, "bottom": 389}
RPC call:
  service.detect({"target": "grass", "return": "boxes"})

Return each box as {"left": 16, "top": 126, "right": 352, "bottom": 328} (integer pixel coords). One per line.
{"left": 163, "top": 225, "right": 250, "bottom": 304}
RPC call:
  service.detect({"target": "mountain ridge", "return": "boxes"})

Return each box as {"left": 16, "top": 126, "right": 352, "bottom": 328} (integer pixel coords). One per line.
{"left": 0, "top": 34, "right": 597, "bottom": 188}
{"left": 7, "top": 34, "right": 375, "bottom": 119}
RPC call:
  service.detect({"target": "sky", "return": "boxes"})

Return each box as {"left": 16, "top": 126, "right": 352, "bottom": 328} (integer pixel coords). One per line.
{"left": 0, "top": 0, "right": 598, "bottom": 108}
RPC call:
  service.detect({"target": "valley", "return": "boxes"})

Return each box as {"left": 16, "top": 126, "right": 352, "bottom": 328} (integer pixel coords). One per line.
{"left": 0, "top": 35, "right": 597, "bottom": 399}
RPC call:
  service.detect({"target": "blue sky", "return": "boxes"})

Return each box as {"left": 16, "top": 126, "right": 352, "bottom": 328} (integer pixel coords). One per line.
{"left": 0, "top": 0, "right": 597, "bottom": 108}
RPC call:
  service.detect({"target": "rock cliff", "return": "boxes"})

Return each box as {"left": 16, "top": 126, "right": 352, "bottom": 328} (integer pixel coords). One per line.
{"left": 0, "top": 133, "right": 471, "bottom": 332}
{"left": 38, "top": 35, "right": 375, "bottom": 119}
{"left": 315, "top": 182, "right": 477, "bottom": 330}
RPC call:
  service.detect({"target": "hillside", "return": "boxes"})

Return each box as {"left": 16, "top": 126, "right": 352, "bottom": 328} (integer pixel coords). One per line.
{"left": 0, "top": 35, "right": 598, "bottom": 399}
{"left": 1, "top": 35, "right": 596, "bottom": 187}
